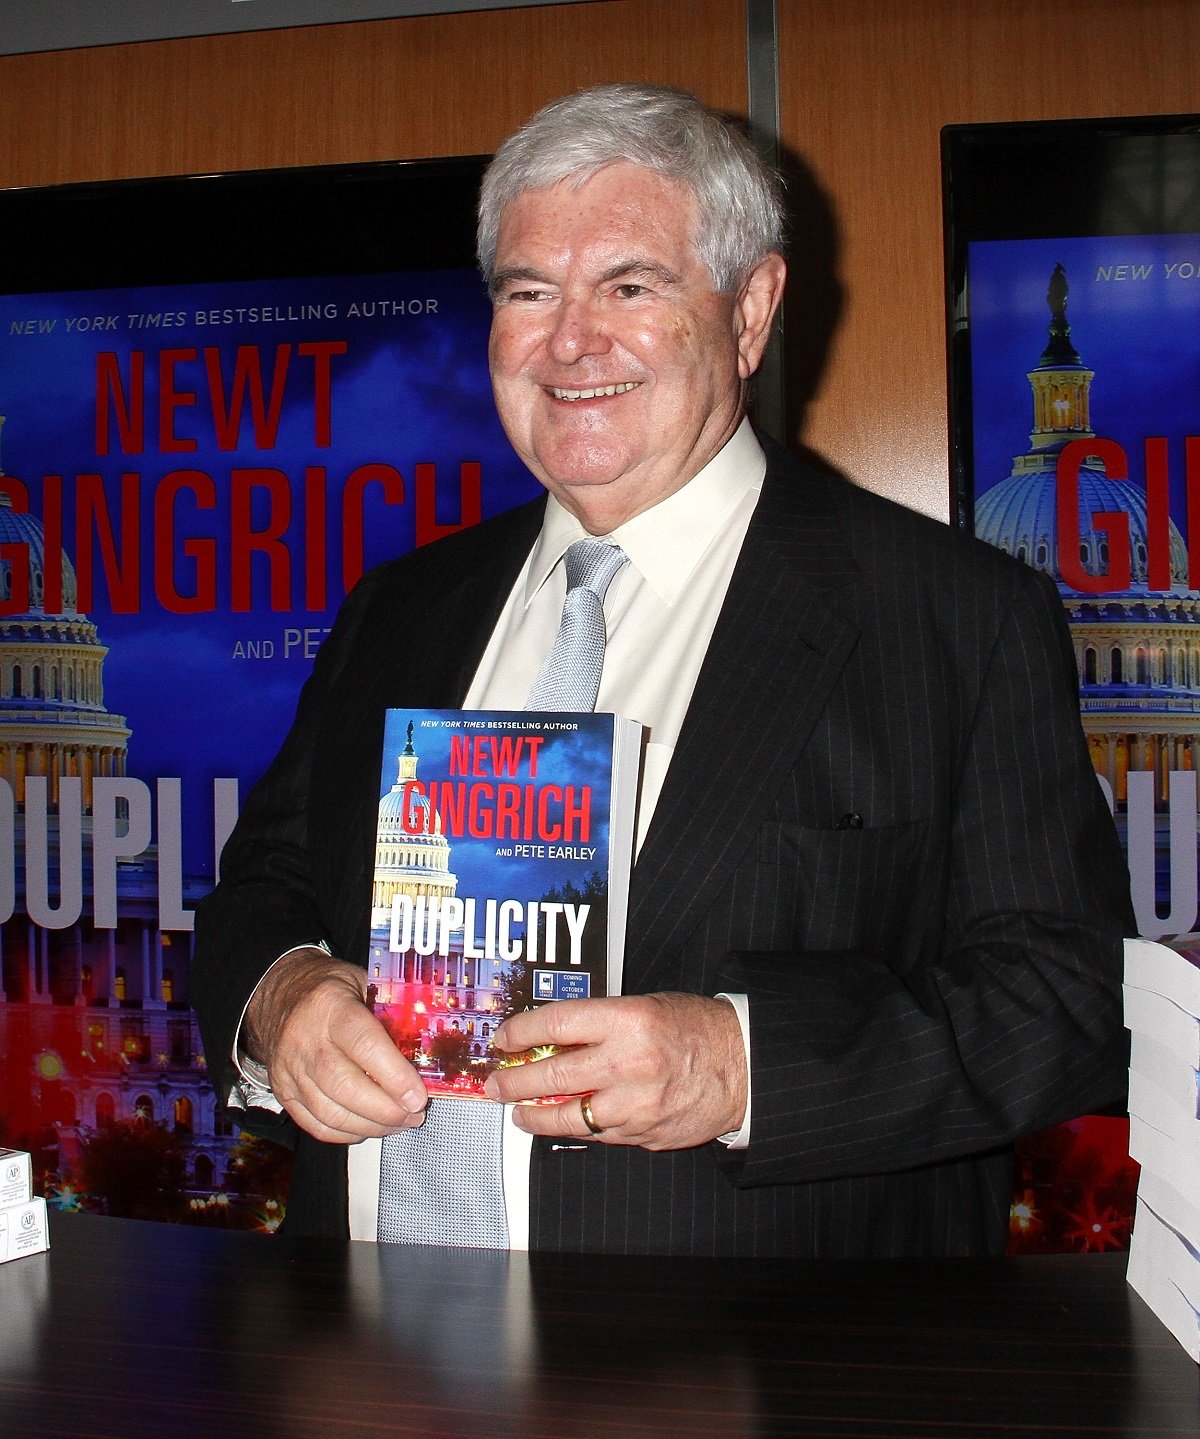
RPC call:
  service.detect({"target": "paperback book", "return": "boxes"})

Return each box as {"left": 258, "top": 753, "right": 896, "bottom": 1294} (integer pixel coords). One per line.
{"left": 364, "top": 708, "right": 641, "bottom": 1099}
{"left": 1124, "top": 940, "right": 1200, "bottom": 1017}
{"left": 1123, "top": 985, "right": 1200, "bottom": 1070}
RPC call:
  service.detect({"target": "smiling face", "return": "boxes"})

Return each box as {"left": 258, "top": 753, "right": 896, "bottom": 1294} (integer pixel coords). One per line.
{"left": 487, "top": 162, "right": 785, "bottom": 532}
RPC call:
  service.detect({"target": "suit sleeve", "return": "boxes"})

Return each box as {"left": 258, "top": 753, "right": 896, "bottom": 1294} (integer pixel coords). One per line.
{"left": 191, "top": 566, "right": 384, "bottom": 1142}
{"left": 715, "top": 566, "right": 1133, "bottom": 1188}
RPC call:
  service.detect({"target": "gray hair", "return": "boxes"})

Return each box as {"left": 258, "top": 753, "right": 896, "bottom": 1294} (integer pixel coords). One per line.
{"left": 477, "top": 83, "right": 785, "bottom": 293}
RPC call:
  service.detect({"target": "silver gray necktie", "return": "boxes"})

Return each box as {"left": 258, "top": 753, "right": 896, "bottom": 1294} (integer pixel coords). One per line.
{"left": 526, "top": 539, "right": 629, "bottom": 710}
{"left": 376, "top": 537, "right": 627, "bottom": 1247}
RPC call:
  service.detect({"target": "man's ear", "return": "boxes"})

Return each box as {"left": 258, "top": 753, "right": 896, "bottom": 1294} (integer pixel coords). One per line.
{"left": 734, "top": 252, "right": 787, "bottom": 380}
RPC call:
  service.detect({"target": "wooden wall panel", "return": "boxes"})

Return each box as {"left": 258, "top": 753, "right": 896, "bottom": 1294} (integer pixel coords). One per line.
{"left": 0, "top": 0, "right": 745, "bottom": 187}
{"left": 779, "top": 0, "right": 1200, "bottom": 518}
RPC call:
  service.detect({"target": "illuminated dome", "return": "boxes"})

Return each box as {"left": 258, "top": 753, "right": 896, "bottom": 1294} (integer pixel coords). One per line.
{"left": 0, "top": 422, "right": 129, "bottom": 810}
{"left": 370, "top": 721, "right": 457, "bottom": 914}
{"left": 976, "top": 465, "right": 1190, "bottom": 597}
{"left": 0, "top": 491, "right": 79, "bottom": 614}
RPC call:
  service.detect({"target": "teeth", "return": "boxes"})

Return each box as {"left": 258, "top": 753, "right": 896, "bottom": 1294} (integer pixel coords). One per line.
{"left": 549, "top": 382, "right": 639, "bottom": 401}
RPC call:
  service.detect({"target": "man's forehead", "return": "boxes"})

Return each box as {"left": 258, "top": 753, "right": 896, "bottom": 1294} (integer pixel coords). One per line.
{"left": 494, "top": 164, "right": 701, "bottom": 261}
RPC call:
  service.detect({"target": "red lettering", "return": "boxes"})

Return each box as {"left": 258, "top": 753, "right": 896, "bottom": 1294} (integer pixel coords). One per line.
{"left": 1188, "top": 438, "right": 1200, "bottom": 591}
{"left": 42, "top": 474, "right": 63, "bottom": 614}
{"left": 155, "top": 470, "right": 217, "bottom": 614}
{"left": 1057, "top": 439, "right": 1131, "bottom": 594}
{"left": 401, "top": 781, "right": 428, "bottom": 833}
{"left": 415, "top": 461, "right": 482, "bottom": 547}
{"left": 95, "top": 351, "right": 144, "bottom": 455}
{"left": 1145, "top": 437, "right": 1172, "bottom": 591}
{"left": 489, "top": 736, "right": 531, "bottom": 777}
{"left": 493, "top": 783, "right": 520, "bottom": 838}
{"left": 298, "top": 341, "right": 346, "bottom": 447}
{"left": 562, "top": 785, "right": 590, "bottom": 842}
{"left": 0, "top": 477, "right": 30, "bottom": 615}
{"left": 159, "top": 349, "right": 198, "bottom": 454}
{"left": 230, "top": 468, "right": 291, "bottom": 612}
{"left": 342, "top": 463, "right": 405, "bottom": 592}
{"left": 468, "top": 782, "right": 496, "bottom": 838}
{"left": 537, "top": 784, "right": 562, "bottom": 841}
{"left": 304, "top": 466, "right": 327, "bottom": 610}
{"left": 206, "top": 345, "right": 291, "bottom": 451}
{"left": 75, "top": 473, "right": 139, "bottom": 613}
{"left": 432, "top": 781, "right": 466, "bottom": 836}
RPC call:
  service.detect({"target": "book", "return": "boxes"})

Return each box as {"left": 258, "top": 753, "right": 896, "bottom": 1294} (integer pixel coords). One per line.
{"left": 1129, "top": 1114, "right": 1200, "bottom": 1203}
{"left": 1128, "top": 1210, "right": 1200, "bottom": 1362}
{"left": 1137, "top": 1167, "right": 1200, "bottom": 1251}
{"left": 1124, "top": 939, "right": 1200, "bottom": 1019}
{"left": 364, "top": 708, "right": 641, "bottom": 1099}
{"left": 1129, "top": 1032, "right": 1200, "bottom": 1122}
{"left": 1124, "top": 983, "right": 1200, "bottom": 1070}
{"left": 1133, "top": 1201, "right": 1200, "bottom": 1310}
{"left": 1128, "top": 1071, "right": 1200, "bottom": 1161}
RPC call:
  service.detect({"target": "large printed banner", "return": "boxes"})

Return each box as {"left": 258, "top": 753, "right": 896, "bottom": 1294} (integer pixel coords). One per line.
{"left": 0, "top": 265, "right": 541, "bottom": 1223}
{"left": 968, "top": 233, "right": 1200, "bottom": 941}
{"left": 941, "top": 117, "right": 1200, "bottom": 1252}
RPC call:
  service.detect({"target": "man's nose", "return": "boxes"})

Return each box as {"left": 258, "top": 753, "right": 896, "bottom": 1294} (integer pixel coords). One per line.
{"left": 547, "top": 297, "right": 612, "bottom": 363}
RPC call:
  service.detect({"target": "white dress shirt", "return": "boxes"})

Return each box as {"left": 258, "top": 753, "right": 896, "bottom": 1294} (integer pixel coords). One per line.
{"left": 349, "top": 419, "right": 765, "bottom": 1242}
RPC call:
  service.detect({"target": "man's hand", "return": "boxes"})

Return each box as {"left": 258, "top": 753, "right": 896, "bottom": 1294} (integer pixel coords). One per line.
{"left": 244, "top": 947, "right": 428, "bottom": 1144}
{"left": 483, "top": 993, "right": 746, "bottom": 1149}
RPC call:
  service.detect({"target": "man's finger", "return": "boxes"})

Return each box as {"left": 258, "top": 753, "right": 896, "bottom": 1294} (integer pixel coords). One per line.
{"left": 493, "top": 997, "right": 616, "bottom": 1053}
{"left": 510, "top": 1095, "right": 605, "bottom": 1141}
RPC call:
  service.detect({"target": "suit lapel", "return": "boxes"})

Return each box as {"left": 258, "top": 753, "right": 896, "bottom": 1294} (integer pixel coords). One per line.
{"left": 625, "top": 453, "right": 862, "bottom": 990}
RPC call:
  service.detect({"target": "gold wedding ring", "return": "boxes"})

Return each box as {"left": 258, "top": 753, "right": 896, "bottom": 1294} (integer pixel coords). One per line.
{"left": 580, "top": 1093, "right": 605, "bottom": 1136}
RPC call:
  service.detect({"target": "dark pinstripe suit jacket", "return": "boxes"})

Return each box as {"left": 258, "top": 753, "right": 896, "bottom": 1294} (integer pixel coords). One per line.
{"left": 193, "top": 439, "right": 1133, "bottom": 1257}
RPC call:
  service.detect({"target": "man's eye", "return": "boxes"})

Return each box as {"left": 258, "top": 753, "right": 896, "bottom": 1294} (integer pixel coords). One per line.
{"left": 614, "top": 284, "right": 648, "bottom": 299}
{"left": 504, "top": 288, "right": 551, "bottom": 303}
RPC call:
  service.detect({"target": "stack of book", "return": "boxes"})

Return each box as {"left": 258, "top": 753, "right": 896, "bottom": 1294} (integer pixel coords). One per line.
{"left": 0, "top": 1148, "right": 48, "bottom": 1265}
{"left": 1124, "top": 938, "right": 1200, "bottom": 1361}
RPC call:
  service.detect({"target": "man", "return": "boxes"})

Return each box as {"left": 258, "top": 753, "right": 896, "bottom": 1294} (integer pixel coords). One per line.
{"left": 193, "top": 84, "right": 1133, "bottom": 1257}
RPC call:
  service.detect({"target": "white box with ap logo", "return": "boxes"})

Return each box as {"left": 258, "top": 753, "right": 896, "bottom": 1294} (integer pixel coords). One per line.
{"left": 0, "top": 1197, "right": 49, "bottom": 1264}
{"left": 0, "top": 1148, "right": 31, "bottom": 1208}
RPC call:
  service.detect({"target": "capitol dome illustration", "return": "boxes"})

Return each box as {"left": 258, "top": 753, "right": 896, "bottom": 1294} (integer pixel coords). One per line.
{"left": 0, "top": 415, "right": 130, "bottom": 813}
{"left": 366, "top": 720, "right": 505, "bottom": 1087}
{"left": 975, "top": 266, "right": 1200, "bottom": 811}
{"left": 0, "top": 415, "right": 227, "bottom": 1201}
{"left": 371, "top": 719, "right": 458, "bottom": 916}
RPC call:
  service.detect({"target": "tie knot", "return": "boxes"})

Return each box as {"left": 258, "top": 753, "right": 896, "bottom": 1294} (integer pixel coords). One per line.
{"left": 563, "top": 538, "right": 627, "bottom": 602}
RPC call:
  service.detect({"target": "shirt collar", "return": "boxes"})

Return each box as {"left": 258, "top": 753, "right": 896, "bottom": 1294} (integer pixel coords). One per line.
{"left": 523, "top": 418, "right": 766, "bottom": 608}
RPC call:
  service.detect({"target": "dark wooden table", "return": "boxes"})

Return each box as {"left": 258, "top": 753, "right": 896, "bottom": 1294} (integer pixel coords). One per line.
{"left": 1, "top": 1212, "right": 1197, "bottom": 1438}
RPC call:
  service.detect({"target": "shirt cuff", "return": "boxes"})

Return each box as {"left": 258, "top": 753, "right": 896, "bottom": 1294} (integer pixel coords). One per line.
{"left": 227, "top": 941, "right": 330, "bottom": 1115}
{"left": 713, "top": 991, "right": 751, "bottom": 1148}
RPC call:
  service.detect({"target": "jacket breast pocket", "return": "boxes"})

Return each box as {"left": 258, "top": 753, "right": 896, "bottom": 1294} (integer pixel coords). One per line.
{"left": 755, "top": 818, "right": 930, "bottom": 953}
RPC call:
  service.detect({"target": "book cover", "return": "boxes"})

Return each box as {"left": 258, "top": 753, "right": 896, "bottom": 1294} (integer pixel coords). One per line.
{"left": 1137, "top": 1167, "right": 1200, "bottom": 1253}
{"left": 1130, "top": 1201, "right": 1200, "bottom": 1320}
{"left": 1127, "top": 1070, "right": 1200, "bottom": 1160}
{"left": 364, "top": 708, "right": 640, "bottom": 1099}
{"left": 1127, "top": 1239, "right": 1200, "bottom": 1363}
{"left": 1128, "top": 1032, "right": 1200, "bottom": 1122}
{"left": 1128, "top": 1114, "right": 1200, "bottom": 1203}
{"left": 1124, "top": 983, "right": 1200, "bottom": 1070}
{"left": 1125, "top": 940, "right": 1200, "bottom": 1019}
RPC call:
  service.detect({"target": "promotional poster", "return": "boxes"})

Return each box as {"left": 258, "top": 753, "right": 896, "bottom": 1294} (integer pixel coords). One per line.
{"left": 0, "top": 264, "right": 542, "bottom": 1224}
{"left": 964, "top": 229, "right": 1200, "bottom": 1251}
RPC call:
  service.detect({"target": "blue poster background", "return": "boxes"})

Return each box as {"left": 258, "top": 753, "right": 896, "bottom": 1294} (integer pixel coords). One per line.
{"left": 965, "top": 234, "right": 1200, "bottom": 1252}
{"left": 0, "top": 269, "right": 542, "bottom": 1224}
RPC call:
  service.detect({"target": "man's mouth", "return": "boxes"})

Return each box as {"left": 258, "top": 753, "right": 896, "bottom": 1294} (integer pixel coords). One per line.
{"left": 547, "top": 382, "right": 641, "bottom": 401}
